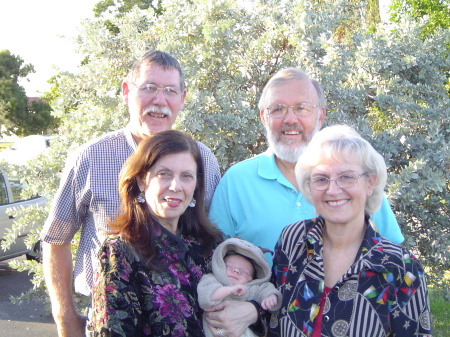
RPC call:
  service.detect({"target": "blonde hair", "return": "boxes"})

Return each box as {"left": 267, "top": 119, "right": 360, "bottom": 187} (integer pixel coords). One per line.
{"left": 295, "top": 124, "right": 387, "bottom": 215}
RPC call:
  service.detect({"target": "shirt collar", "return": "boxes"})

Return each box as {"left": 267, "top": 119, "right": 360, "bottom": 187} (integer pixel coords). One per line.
{"left": 304, "top": 216, "right": 384, "bottom": 263}
{"left": 258, "top": 149, "right": 295, "bottom": 189}
{"left": 301, "top": 216, "right": 396, "bottom": 278}
{"left": 124, "top": 124, "right": 138, "bottom": 151}
{"left": 304, "top": 217, "right": 326, "bottom": 256}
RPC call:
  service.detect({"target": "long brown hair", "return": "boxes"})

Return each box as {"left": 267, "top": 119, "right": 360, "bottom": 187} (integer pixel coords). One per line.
{"left": 110, "top": 130, "right": 222, "bottom": 270}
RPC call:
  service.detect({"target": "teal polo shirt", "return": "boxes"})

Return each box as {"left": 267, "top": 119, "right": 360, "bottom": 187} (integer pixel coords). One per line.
{"left": 209, "top": 150, "right": 404, "bottom": 265}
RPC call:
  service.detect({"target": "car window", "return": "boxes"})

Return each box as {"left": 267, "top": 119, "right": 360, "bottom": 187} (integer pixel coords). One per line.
{"left": 9, "top": 178, "right": 24, "bottom": 202}
{"left": 0, "top": 173, "right": 8, "bottom": 205}
{"left": 0, "top": 171, "right": 37, "bottom": 204}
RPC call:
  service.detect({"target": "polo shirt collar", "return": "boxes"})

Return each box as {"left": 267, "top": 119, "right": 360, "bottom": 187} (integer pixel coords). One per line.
{"left": 258, "top": 149, "right": 296, "bottom": 189}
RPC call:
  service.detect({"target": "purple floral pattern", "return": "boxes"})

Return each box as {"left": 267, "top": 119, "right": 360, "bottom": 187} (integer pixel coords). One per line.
{"left": 86, "top": 226, "right": 212, "bottom": 336}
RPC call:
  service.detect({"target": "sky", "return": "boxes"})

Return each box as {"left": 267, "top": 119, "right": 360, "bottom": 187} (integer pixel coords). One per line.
{"left": 0, "top": 0, "right": 98, "bottom": 97}
{"left": 1, "top": 0, "right": 393, "bottom": 97}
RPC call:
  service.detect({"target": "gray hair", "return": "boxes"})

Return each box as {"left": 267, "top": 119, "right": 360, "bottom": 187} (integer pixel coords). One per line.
{"left": 258, "top": 68, "right": 326, "bottom": 111}
{"left": 124, "top": 50, "right": 186, "bottom": 91}
{"left": 295, "top": 124, "right": 387, "bottom": 215}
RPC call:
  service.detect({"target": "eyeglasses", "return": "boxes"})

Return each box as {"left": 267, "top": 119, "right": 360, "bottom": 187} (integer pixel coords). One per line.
{"left": 134, "top": 83, "right": 181, "bottom": 98}
{"left": 266, "top": 103, "right": 318, "bottom": 118}
{"left": 309, "top": 172, "right": 368, "bottom": 191}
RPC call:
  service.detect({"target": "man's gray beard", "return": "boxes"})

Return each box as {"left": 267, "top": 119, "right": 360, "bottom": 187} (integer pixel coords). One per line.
{"left": 266, "top": 122, "right": 320, "bottom": 163}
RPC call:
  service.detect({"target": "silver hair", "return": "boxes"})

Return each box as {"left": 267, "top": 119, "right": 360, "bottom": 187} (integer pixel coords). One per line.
{"left": 295, "top": 124, "right": 387, "bottom": 215}
{"left": 258, "top": 68, "right": 326, "bottom": 112}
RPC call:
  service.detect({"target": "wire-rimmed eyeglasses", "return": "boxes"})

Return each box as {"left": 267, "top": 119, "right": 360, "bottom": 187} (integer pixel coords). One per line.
{"left": 266, "top": 103, "right": 318, "bottom": 118}
{"left": 308, "top": 172, "right": 369, "bottom": 191}
{"left": 133, "top": 83, "right": 181, "bottom": 98}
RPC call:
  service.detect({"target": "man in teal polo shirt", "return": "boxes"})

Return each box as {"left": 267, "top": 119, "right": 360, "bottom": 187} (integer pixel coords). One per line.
{"left": 209, "top": 68, "right": 404, "bottom": 264}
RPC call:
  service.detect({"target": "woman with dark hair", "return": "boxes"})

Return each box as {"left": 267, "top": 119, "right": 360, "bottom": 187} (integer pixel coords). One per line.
{"left": 86, "top": 130, "right": 223, "bottom": 336}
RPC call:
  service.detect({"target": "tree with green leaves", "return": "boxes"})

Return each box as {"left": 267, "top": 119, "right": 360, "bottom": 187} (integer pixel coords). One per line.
{"left": 93, "top": 0, "right": 163, "bottom": 17}
{"left": 389, "top": 0, "right": 450, "bottom": 36}
{"left": 92, "top": 0, "right": 163, "bottom": 34}
{"left": 4, "top": 0, "right": 449, "bottom": 310}
{"left": 389, "top": 0, "right": 450, "bottom": 95}
{"left": 0, "top": 50, "right": 58, "bottom": 137}
{"left": 0, "top": 50, "right": 31, "bottom": 136}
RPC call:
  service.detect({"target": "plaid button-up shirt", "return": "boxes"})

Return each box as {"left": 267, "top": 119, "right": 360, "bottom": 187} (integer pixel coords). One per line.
{"left": 40, "top": 127, "right": 220, "bottom": 295}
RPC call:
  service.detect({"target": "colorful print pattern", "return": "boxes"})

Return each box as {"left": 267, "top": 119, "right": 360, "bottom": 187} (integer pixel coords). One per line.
{"left": 86, "top": 226, "right": 212, "bottom": 336}
{"left": 268, "top": 217, "right": 432, "bottom": 337}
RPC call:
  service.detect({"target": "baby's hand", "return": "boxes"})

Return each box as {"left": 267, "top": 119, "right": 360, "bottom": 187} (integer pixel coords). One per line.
{"left": 261, "top": 294, "right": 278, "bottom": 310}
{"left": 231, "top": 284, "right": 247, "bottom": 297}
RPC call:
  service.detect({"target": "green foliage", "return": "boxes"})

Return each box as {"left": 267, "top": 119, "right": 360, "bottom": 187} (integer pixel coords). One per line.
{"left": 429, "top": 270, "right": 450, "bottom": 336}
{"left": 389, "top": 0, "right": 450, "bottom": 36}
{"left": 0, "top": 49, "right": 34, "bottom": 79}
{"left": 1, "top": 137, "right": 73, "bottom": 307}
{"left": 0, "top": 202, "right": 49, "bottom": 252}
{"left": 389, "top": 0, "right": 450, "bottom": 100}
{"left": 93, "top": 0, "right": 163, "bottom": 17}
{"left": 430, "top": 295, "right": 450, "bottom": 337}
{"left": 0, "top": 50, "right": 30, "bottom": 136}
{"left": 0, "top": 50, "right": 57, "bottom": 136}
{"left": 6, "top": 0, "right": 450, "bottom": 304}
{"left": 336, "top": 22, "right": 450, "bottom": 281}
{"left": 93, "top": 0, "right": 164, "bottom": 34}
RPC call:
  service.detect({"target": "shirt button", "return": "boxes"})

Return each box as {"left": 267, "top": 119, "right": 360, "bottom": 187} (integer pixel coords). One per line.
{"left": 323, "top": 315, "right": 330, "bottom": 322}
{"left": 297, "top": 202, "right": 302, "bottom": 206}
{"left": 333, "top": 286, "right": 339, "bottom": 292}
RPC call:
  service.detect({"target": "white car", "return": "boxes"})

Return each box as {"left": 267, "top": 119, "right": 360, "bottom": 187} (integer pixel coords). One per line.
{"left": 0, "top": 135, "right": 54, "bottom": 166}
{"left": 0, "top": 170, "right": 46, "bottom": 261}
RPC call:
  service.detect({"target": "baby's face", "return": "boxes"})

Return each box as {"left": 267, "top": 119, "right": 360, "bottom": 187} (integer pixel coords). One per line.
{"left": 224, "top": 254, "right": 255, "bottom": 285}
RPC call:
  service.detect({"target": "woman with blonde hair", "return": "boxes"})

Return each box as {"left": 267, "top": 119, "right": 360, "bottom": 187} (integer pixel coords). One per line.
{"left": 269, "top": 125, "right": 431, "bottom": 337}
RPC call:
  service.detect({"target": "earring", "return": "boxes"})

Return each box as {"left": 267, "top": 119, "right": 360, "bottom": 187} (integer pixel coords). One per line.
{"left": 368, "top": 191, "right": 373, "bottom": 196}
{"left": 137, "top": 191, "right": 146, "bottom": 204}
{"left": 188, "top": 198, "right": 196, "bottom": 208}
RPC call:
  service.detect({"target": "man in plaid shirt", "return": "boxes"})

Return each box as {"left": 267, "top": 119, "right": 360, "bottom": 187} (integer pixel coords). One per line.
{"left": 41, "top": 50, "right": 220, "bottom": 337}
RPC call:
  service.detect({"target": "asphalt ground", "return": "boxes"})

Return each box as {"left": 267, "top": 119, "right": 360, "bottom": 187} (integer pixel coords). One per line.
{"left": 0, "top": 256, "right": 57, "bottom": 336}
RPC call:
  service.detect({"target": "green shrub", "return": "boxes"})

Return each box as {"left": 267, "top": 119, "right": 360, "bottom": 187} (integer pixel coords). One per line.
{"left": 5, "top": 0, "right": 449, "bottom": 305}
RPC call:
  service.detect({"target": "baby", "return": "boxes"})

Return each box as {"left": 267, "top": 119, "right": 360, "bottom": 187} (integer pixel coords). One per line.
{"left": 198, "top": 238, "right": 282, "bottom": 337}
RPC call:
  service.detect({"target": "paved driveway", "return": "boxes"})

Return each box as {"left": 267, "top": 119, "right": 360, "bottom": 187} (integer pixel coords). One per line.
{"left": 0, "top": 257, "right": 57, "bottom": 336}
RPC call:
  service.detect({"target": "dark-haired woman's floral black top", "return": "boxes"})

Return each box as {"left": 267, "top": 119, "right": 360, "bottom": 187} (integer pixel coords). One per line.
{"left": 86, "top": 225, "right": 213, "bottom": 337}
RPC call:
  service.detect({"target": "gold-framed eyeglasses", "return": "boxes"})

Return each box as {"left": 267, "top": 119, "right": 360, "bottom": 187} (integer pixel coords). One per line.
{"left": 309, "top": 172, "right": 369, "bottom": 191}
{"left": 266, "top": 103, "right": 318, "bottom": 118}
{"left": 134, "top": 83, "right": 181, "bottom": 98}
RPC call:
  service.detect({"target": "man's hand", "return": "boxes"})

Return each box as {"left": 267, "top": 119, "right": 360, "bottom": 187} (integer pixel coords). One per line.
{"left": 56, "top": 312, "right": 87, "bottom": 337}
{"left": 204, "top": 300, "right": 257, "bottom": 337}
{"left": 43, "top": 242, "right": 86, "bottom": 337}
